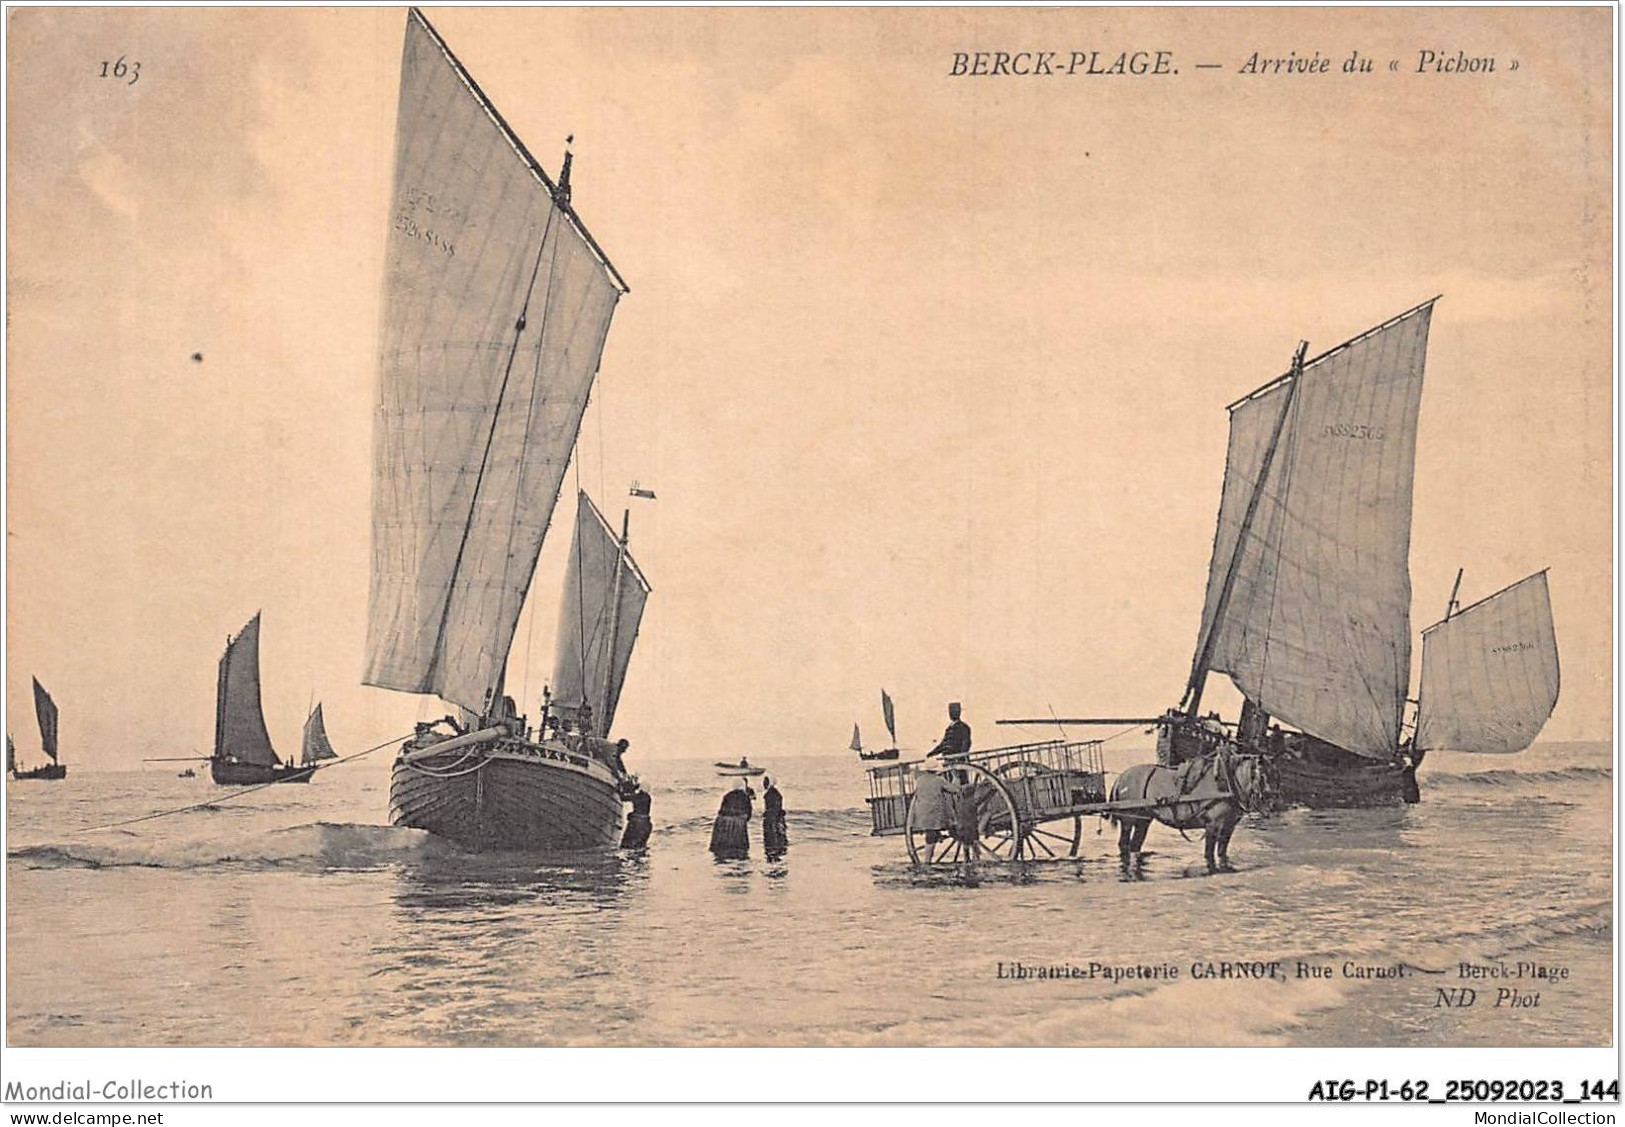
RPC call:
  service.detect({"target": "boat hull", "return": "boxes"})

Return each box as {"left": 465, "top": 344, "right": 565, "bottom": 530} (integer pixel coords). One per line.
{"left": 210, "top": 759, "right": 313, "bottom": 785}
{"left": 1164, "top": 721, "right": 1418, "bottom": 808}
{"left": 1273, "top": 746, "right": 1418, "bottom": 808}
{"left": 390, "top": 739, "right": 626, "bottom": 852}
{"left": 10, "top": 763, "right": 66, "bottom": 781}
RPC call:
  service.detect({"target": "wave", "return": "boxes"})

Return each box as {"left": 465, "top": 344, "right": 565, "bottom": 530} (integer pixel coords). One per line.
{"left": 1426, "top": 765, "right": 1610, "bottom": 790}
{"left": 7, "top": 822, "right": 451, "bottom": 873}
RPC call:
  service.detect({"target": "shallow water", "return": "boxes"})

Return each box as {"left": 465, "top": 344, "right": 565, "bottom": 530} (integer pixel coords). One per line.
{"left": 5, "top": 741, "right": 1611, "bottom": 1046}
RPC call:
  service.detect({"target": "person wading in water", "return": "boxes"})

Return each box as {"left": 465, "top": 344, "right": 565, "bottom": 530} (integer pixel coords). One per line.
{"left": 710, "top": 781, "right": 753, "bottom": 859}
{"left": 621, "top": 785, "right": 652, "bottom": 849}
{"left": 761, "top": 776, "right": 788, "bottom": 859}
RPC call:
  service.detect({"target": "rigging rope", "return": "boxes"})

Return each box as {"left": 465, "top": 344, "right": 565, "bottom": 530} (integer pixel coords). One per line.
{"left": 78, "top": 731, "right": 417, "bottom": 835}
{"left": 502, "top": 213, "right": 565, "bottom": 713}
{"left": 401, "top": 747, "right": 494, "bottom": 778}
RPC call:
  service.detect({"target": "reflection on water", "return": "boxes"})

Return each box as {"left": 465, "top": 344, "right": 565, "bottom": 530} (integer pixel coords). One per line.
{"left": 6, "top": 745, "right": 1614, "bottom": 1047}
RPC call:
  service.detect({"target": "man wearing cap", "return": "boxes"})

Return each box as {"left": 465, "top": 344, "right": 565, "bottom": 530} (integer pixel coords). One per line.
{"left": 927, "top": 702, "right": 972, "bottom": 760}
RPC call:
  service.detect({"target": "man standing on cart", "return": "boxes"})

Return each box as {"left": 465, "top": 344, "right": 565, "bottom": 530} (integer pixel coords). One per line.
{"left": 927, "top": 702, "right": 972, "bottom": 759}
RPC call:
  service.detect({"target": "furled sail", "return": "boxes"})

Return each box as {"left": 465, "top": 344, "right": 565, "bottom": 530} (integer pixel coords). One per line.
{"left": 301, "top": 702, "right": 340, "bottom": 766}
{"left": 850, "top": 724, "right": 863, "bottom": 753}
{"left": 6, "top": 732, "right": 15, "bottom": 774}
{"left": 32, "top": 678, "right": 58, "bottom": 761}
{"left": 1191, "top": 301, "right": 1434, "bottom": 758}
{"left": 550, "top": 493, "right": 651, "bottom": 736}
{"left": 1415, "top": 571, "right": 1559, "bottom": 753}
{"left": 364, "top": 9, "right": 626, "bottom": 716}
{"left": 881, "top": 689, "right": 897, "bottom": 746}
{"left": 215, "top": 613, "right": 280, "bottom": 766}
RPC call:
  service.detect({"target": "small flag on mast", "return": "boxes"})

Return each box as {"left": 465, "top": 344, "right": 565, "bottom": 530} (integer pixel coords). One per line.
{"left": 629, "top": 481, "right": 656, "bottom": 500}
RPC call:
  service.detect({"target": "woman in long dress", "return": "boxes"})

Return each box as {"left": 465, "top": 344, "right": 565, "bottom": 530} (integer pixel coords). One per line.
{"left": 761, "top": 776, "right": 788, "bottom": 858}
{"left": 709, "top": 780, "right": 752, "bottom": 858}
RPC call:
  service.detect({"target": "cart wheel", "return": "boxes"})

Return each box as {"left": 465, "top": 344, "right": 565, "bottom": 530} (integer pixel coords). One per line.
{"left": 992, "top": 761, "right": 1085, "bottom": 859}
{"left": 905, "top": 762, "right": 1027, "bottom": 865}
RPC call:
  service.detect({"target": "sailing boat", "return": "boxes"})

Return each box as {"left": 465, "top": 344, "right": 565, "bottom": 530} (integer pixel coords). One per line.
{"left": 1158, "top": 299, "right": 1559, "bottom": 806}
{"left": 370, "top": 9, "right": 645, "bottom": 852}
{"left": 301, "top": 703, "right": 340, "bottom": 767}
{"left": 9, "top": 679, "right": 66, "bottom": 780}
{"left": 211, "top": 613, "right": 312, "bottom": 785}
{"left": 853, "top": 691, "right": 901, "bottom": 760}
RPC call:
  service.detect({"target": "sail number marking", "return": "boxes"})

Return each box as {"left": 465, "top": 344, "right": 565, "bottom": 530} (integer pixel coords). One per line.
{"left": 394, "top": 187, "right": 462, "bottom": 257}
{"left": 1321, "top": 423, "right": 1386, "bottom": 440}
{"left": 98, "top": 56, "right": 141, "bottom": 86}
{"left": 1491, "top": 642, "right": 1536, "bottom": 655}
{"left": 394, "top": 212, "right": 457, "bottom": 257}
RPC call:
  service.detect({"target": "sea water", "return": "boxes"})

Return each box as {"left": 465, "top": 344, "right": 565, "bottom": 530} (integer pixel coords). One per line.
{"left": 5, "top": 740, "right": 1611, "bottom": 1046}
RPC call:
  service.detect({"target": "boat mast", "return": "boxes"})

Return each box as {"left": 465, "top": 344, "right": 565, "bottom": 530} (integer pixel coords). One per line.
{"left": 1184, "top": 340, "right": 1308, "bottom": 718}
{"left": 597, "top": 509, "right": 631, "bottom": 738}
{"left": 1410, "top": 568, "right": 1465, "bottom": 744}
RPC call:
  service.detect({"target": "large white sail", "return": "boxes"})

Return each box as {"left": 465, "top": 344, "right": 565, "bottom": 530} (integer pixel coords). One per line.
{"left": 301, "top": 702, "right": 340, "bottom": 766}
{"left": 551, "top": 493, "right": 651, "bottom": 736}
{"left": 1415, "top": 571, "right": 1559, "bottom": 753}
{"left": 364, "top": 9, "right": 625, "bottom": 716}
{"left": 216, "top": 614, "right": 280, "bottom": 766}
{"left": 32, "top": 678, "right": 58, "bottom": 762}
{"left": 1191, "top": 301, "right": 1434, "bottom": 759}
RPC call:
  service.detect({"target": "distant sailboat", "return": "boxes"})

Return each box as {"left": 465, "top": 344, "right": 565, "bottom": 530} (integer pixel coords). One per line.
{"left": 9, "top": 679, "right": 66, "bottom": 780}
{"left": 211, "top": 613, "right": 312, "bottom": 785}
{"left": 301, "top": 702, "right": 340, "bottom": 767}
{"left": 372, "top": 9, "right": 644, "bottom": 851}
{"left": 853, "top": 692, "right": 901, "bottom": 760}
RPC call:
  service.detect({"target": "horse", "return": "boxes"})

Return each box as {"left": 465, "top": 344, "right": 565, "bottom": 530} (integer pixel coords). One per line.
{"left": 1108, "top": 749, "right": 1277, "bottom": 873}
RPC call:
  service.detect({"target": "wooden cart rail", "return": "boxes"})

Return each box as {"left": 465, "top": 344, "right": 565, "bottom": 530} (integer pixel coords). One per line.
{"left": 866, "top": 739, "right": 1231, "bottom": 865}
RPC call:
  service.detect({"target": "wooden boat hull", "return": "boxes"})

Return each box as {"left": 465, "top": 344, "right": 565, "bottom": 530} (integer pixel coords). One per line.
{"left": 210, "top": 758, "right": 313, "bottom": 785}
{"left": 10, "top": 763, "right": 66, "bottom": 781}
{"left": 390, "top": 740, "right": 626, "bottom": 852}
{"left": 859, "top": 749, "right": 900, "bottom": 761}
{"left": 1273, "top": 748, "right": 1417, "bottom": 808}
{"left": 1164, "top": 720, "right": 1418, "bottom": 808}
{"left": 715, "top": 765, "right": 765, "bottom": 777}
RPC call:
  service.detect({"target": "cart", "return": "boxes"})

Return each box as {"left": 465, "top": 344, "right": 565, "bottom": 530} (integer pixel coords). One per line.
{"left": 867, "top": 739, "right": 1115, "bottom": 865}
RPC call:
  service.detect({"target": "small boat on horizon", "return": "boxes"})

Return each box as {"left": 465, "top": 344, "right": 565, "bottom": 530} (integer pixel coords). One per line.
{"left": 211, "top": 613, "right": 314, "bottom": 785}
{"left": 301, "top": 701, "right": 340, "bottom": 769}
{"left": 851, "top": 690, "right": 901, "bottom": 760}
{"left": 8, "top": 679, "right": 66, "bottom": 781}
{"left": 715, "top": 758, "right": 766, "bottom": 777}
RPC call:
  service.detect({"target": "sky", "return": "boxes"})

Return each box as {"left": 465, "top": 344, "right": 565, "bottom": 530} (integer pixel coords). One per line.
{"left": 4, "top": 6, "right": 1612, "bottom": 770}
